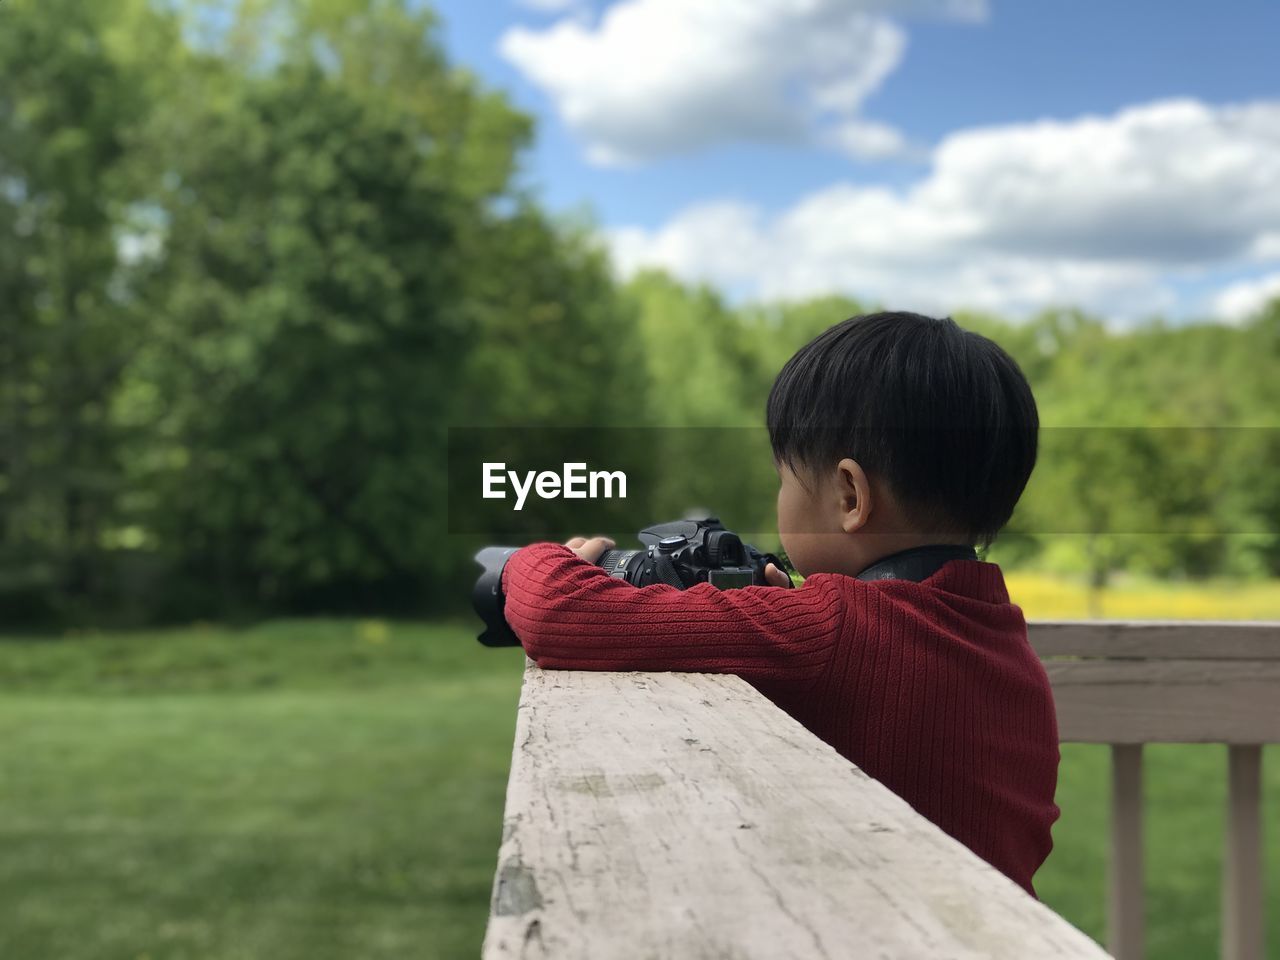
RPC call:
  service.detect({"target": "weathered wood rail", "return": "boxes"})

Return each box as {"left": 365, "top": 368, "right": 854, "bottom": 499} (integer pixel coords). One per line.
{"left": 484, "top": 667, "right": 1109, "bottom": 958}
{"left": 1031, "top": 621, "right": 1278, "bottom": 960}
{"left": 485, "top": 621, "right": 1276, "bottom": 960}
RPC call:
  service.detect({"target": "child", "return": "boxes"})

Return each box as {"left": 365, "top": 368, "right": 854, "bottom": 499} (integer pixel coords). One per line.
{"left": 500, "top": 311, "right": 1059, "bottom": 897}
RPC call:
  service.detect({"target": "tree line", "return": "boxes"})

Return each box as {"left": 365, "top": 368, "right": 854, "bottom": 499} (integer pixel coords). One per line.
{"left": 2, "top": 0, "right": 1277, "bottom": 626}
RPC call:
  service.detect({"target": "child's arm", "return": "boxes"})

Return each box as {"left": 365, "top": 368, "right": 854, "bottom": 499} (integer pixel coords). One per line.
{"left": 501, "top": 542, "right": 844, "bottom": 683}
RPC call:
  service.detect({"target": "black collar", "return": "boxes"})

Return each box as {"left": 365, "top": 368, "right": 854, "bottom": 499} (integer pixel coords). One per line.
{"left": 855, "top": 544, "right": 978, "bottom": 582}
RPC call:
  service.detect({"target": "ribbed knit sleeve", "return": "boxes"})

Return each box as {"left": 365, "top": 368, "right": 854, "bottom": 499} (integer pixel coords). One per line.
{"left": 501, "top": 542, "right": 842, "bottom": 683}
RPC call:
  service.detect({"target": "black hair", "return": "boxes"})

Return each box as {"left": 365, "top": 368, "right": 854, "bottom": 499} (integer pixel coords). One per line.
{"left": 766, "top": 311, "right": 1038, "bottom": 547}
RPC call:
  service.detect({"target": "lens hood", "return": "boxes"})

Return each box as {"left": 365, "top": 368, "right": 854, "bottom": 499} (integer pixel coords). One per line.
{"left": 472, "top": 546, "right": 521, "bottom": 647}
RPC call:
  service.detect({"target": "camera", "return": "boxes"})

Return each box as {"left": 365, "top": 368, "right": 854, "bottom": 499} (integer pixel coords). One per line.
{"left": 472, "top": 517, "right": 790, "bottom": 647}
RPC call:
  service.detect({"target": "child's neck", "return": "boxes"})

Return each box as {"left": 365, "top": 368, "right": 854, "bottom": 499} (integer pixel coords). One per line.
{"left": 846, "top": 533, "right": 974, "bottom": 579}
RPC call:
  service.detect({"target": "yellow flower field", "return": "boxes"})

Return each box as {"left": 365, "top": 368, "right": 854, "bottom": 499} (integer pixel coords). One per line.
{"left": 1007, "top": 573, "right": 1280, "bottom": 620}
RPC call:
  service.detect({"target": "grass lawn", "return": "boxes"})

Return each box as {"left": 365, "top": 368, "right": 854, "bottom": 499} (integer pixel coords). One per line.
{"left": 2, "top": 580, "right": 1278, "bottom": 958}
{"left": 0, "top": 621, "right": 525, "bottom": 960}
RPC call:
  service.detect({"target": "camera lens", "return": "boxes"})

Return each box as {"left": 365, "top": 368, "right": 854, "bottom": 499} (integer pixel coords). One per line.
{"left": 598, "top": 548, "right": 645, "bottom": 584}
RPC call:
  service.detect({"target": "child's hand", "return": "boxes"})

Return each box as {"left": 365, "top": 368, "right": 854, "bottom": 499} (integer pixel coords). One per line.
{"left": 564, "top": 536, "right": 616, "bottom": 563}
{"left": 764, "top": 563, "right": 793, "bottom": 588}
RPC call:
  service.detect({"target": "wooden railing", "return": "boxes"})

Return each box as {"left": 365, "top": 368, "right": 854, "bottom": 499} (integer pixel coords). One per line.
{"left": 484, "top": 664, "right": 1110, "bottom": 958}
{"left": 485, "top": 621, "right": 1276, "bottom": 959}
{"left": 1030, "top": 621, "right": 1278, "bottom": 960}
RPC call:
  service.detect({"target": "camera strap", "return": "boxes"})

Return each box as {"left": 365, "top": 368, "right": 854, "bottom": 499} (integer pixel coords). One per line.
{"left": 855, "top": 544, "right": 978, "bottom": 583}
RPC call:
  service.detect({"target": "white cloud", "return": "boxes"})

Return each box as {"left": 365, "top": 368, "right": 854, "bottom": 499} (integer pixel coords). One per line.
{"left": 514, "top": 0, "right": 585, "bottom": 13}
{"left": 1249, "top": 232, "right": 1280, "bottom": 261}
{"left": 1211, "top": 272, "right": 1280, "bottom": 323}
{"left": 827, "top": 119, "right": 919, "bottom": 160}
{"left": 608, "top": 203, "right": 1170, "bottom": 319}
{"left": 923, "top": 99, "right": 1280, "bottom": 263}
{"left": 605, "top": 98, "right": 1280, "bottom": 320}
{"left": 500, "top": 0, "right": 984, "bottom": 166}
{"left": 610, "top": 202, "right": 770, "bottom": 280}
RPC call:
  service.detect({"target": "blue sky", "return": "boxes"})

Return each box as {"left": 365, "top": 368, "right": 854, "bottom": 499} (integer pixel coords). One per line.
{"left": 429, "top": 0, "right": 1280, "bottom": 323}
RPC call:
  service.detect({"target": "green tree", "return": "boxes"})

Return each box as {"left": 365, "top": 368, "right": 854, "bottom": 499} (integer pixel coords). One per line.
{"left": 121, "top": 1, "right": 652, "bottom": 614}
{"left": 0, "top": 0, "right": 179, "bottom": 621}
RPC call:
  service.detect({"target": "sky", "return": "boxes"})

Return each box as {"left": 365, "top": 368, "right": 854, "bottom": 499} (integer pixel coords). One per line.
{"left": 430, "top": 0, "right": 1280, "bottom": 324}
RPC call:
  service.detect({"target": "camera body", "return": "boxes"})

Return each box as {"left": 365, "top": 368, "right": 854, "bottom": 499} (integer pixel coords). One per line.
{"left": 472, "top": 517, "right": 789, "bottom": 647}
{"left": 596, "top": 517, "right": 779, "bottom": 589}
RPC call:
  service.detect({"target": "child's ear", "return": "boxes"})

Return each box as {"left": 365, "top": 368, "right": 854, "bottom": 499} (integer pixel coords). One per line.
{"left": 835, "top": 458, "right": 871, "bottom": 534}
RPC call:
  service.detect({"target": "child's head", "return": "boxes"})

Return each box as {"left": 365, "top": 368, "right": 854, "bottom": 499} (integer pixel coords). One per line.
{"left": 766, "top": 312, "right": 1038, "bottom": 577}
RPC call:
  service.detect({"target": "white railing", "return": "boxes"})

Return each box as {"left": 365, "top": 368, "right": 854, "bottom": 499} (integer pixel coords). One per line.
{"left": 1031, "top": 621, "right": 1278, "bottom": 960}
{"left": 484, "top": 663, "right": 1110, "bottom": 958}
{"left": 485, "top": 621, "right": 1277, "bottom": 959}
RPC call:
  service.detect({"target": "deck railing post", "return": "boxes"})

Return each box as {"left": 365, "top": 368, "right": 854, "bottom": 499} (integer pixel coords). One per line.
{"left": 1033, "top": 621, "right": 1280, "bottom": 960}
{"left": 1222, "top": 743, "right": 1264, "bottom": 960}
{"left": 1109, "top": 743, "right": 1145, "bottom": 960}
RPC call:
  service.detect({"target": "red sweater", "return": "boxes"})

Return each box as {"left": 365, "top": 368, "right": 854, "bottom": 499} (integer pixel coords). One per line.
{"left": 502, "top": 542, "right": 1061, "bottom": 896}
